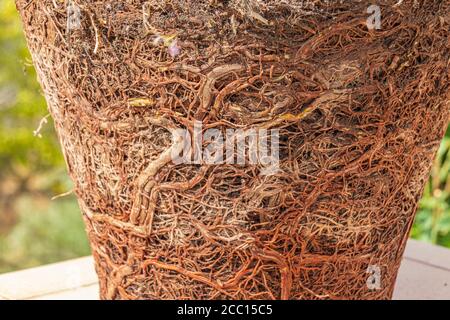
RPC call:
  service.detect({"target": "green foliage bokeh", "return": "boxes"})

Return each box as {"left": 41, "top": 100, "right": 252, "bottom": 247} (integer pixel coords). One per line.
{"left": 0, "top": 1, "right": 90, "bottom": 273}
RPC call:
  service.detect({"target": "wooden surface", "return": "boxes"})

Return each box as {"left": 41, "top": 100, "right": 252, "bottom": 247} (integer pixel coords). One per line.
{"left": 0, "top": 239, "right": 448, "bottom": 300}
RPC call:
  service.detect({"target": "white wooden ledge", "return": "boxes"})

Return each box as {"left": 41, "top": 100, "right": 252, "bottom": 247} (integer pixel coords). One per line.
{"left": 0, "top": 239, "right": 448, "bottom": 300}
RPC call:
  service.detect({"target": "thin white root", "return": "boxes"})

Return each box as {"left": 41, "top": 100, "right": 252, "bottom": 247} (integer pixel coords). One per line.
{"left": 33, "top": 114, "right": 50, "bottom": 138}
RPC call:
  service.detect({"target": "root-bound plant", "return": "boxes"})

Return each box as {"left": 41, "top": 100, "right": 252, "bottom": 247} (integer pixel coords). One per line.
{"left": 16, "top": 0, "right": 449, "bottom": 299}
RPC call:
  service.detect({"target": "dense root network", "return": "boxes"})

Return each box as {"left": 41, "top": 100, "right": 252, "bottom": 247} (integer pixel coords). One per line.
{"left": 17, "top": 0, "right": 449, "bottom": 299}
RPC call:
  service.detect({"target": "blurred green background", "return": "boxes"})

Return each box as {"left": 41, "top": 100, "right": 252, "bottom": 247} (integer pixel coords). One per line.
{"left": 0, "top": 1, "right": 90, "bottom": 273}
{"left": 0, "top": 1, "right": 449, "bottom": 273}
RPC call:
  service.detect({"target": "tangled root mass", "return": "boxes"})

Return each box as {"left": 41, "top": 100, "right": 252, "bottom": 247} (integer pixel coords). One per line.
{"left": 16, "top": 0, "right": 450, "bottom": 299}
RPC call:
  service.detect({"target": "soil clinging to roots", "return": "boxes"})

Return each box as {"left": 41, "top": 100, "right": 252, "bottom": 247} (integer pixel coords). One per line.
{"left": 16, "top": 0, "right": 450, "bottom": 299}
